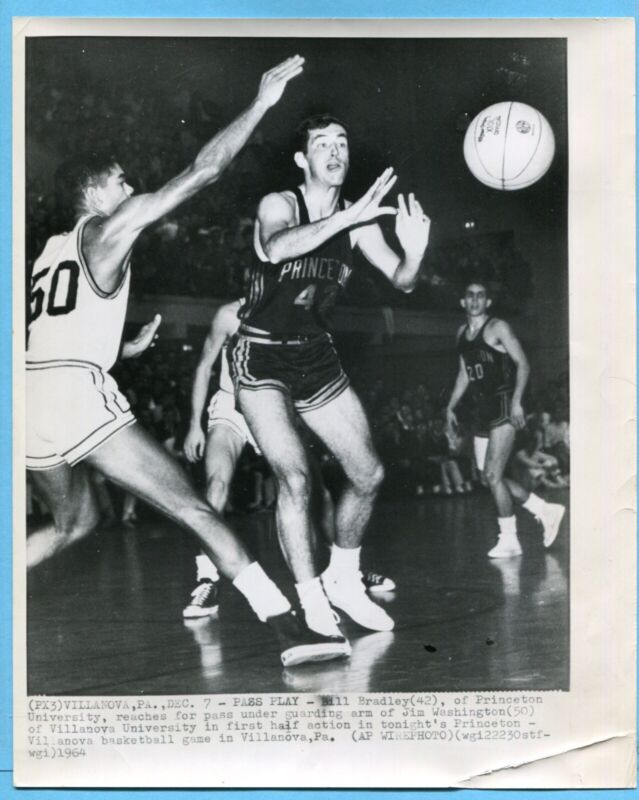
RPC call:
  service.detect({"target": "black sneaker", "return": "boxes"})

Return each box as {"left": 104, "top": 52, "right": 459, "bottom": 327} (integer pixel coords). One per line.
{"left": 266, "top": 610, "right": 351, "bottom": 667}
{"left": 362, "top": 571, "right": 396, "bottom": 594}
{"left": 182, "top": 579, "right": 220, "bottom": 619}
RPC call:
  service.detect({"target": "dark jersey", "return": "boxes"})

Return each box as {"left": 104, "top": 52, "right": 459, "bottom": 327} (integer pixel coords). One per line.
{"left": 457, "top": 317, "right": 515, "bottom": 398}
{"left": 239, "top": 188, "right": 354, "bottom": 337}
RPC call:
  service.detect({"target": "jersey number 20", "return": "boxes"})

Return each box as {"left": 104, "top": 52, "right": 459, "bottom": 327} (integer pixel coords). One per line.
{"left": 29, "top": 260, "right": 80, "bottom": 324}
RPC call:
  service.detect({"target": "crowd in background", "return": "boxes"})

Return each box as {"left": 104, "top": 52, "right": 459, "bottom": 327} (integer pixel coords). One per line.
{"left": 27, "top": 68, "right": 533, "bottom": 312}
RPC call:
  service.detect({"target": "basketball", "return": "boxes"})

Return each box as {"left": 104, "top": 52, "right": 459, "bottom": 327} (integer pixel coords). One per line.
{"left": 463, "top": 101, "right": 555, "bottom": 190}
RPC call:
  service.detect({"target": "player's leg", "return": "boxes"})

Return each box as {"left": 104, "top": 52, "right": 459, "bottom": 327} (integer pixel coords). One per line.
{"left": 483, "top": 423, "right": 522, "bottom": 558}
{"left": 184, "top": 425, "right": 244, "bottom": 619}
{"left": 503, "top": 476, "right": 566, "bottom": 548}
{"left": 87, "top": 421, "right": 348, "bottom": 665}
{"left": 27, "top": 462, "right": 102, "bottom": 570}
{"left": 308, "top": 450, "right": 396, "bottom": 594}
{"left": 238, "top": 387, "right": 350, "bottom": 648}
{"left": 302, "top": 387, "right": 393, "bottom": 631}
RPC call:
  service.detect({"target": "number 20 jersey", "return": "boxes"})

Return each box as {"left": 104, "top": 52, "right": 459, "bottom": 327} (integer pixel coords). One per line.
{"left": 239, "top": 188, "right": 354, "bottom": 336}
{"left": 27, "top": 215, "right": 131, "bottom": 371}
{"left": 457, "top": 317, "right": 514, "bottom": 399}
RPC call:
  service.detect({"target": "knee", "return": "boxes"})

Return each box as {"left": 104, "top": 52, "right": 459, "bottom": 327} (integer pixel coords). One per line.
{"left": 484, "top": 467, "right": 504, "bottom": 490}
{"left": 58, "top": 500, "right": 101, "bottom": 544}
{"left": 351, "top": 458, "right": 385, "bottom": 496}
{"left": 277, "top": 467, "right": 313, "bottom": 505}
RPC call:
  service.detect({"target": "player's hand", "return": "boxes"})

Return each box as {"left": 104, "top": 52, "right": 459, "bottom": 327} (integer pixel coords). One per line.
{"left": 395, "top": 193, "right": 430, "bottom": 258}
{"left": 343, "top": 168, "right": 398, "bottom": 226}
{"left": 510, "top": 400, "right": 526, "bottom": 430}
{"left": 445, "top": 407, "right": 458, "bottom": 436}
{"left": 184, "top": 426, "right": 206, "bottom": 463}
{"left": 257, "top": 55, "right": 305, "bottom": 109}
{"left": 121, "top": 314, "right": 162, "bottom": 359}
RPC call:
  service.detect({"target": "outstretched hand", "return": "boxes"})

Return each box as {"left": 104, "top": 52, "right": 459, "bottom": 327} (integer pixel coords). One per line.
{"left": 395, "top": 193, "right": 431, "bottom": 258}
{"left": 344, "top": 168, "right": 398, "bottom": 226}
{"left": 121, "top": 313, "right": 162, "bottom": 360}
{"left": 257, "top": 55, "right": 305, "bottom": 109}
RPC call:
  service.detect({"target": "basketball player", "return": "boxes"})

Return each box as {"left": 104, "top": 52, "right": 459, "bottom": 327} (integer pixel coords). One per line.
{"left": 182, "top": 299, "right": 396, "bottom": 618}
{"left": 26, "top": 57, "right": 352, "bottom": 667}
{"left": 230, "top": 115, "right": 431, "bottom": 641}
{"left": 445, "top": 280, "right": 565, "bottom": 557}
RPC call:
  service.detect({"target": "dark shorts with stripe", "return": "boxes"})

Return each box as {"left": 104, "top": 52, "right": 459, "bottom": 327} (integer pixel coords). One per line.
{"left": 474, "top": 389, "right": 514, "bottom": 437}
{"left": 229, "top": 332, "right": 349, "bottom": 413}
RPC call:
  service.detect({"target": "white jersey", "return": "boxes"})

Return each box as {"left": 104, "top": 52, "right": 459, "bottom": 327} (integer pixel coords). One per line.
{"left": 218, "top": 343, "right": 234, "bottom": 393}
{"left": 27, "top": 215, "right": 131, "bottom": 371}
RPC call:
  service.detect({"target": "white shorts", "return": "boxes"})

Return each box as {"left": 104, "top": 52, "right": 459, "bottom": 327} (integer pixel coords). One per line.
{"left": 473, "top": 435, "right": 489, "bottom": 472}
{"left": 206, "top": 389, "right": 259, "bottom": 453}
{"left": 26, "top": 360, "right": 135, "bottom": 470}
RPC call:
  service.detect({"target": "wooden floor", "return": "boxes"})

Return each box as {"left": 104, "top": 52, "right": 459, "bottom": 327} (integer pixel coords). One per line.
{"left": 27, "top": 490, "right": 569, "bottom": 696}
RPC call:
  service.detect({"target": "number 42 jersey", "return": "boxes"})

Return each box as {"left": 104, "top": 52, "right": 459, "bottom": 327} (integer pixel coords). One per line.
{"left": 27, "top": 215, "right": 131, "bottom": 371}
{"left": 240, "top": 187, "right": 354, "bottom": 337}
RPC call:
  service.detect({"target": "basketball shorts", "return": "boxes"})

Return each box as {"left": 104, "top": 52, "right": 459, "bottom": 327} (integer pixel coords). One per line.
{"left": 26, "top": 359, "right": 135, "bottom": 470}
{"left": 206, "top": 389, "right": 260, "bottom": 453}
{"left": 229, "top": 332, "right": 349, "bottom": 414}
{"left": 474, "top": 390, "right": 514, "bottom": 437}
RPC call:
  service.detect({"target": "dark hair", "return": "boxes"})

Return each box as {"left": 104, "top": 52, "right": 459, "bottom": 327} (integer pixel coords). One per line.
{"left": 54, "top": 151, "right": 120, "bottom": 214}
{"left": 294, "top": 114, "right": 349, "bottom": 154}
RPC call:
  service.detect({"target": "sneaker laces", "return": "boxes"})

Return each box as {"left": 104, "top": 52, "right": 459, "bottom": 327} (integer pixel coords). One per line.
{"left": 365, "top": 571, "right": 384, "bottom": 586}
{"left": 191, "top": 580, "right": 213, "bottom": 605}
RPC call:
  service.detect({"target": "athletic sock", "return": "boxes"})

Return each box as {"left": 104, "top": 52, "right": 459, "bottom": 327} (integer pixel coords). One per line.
{"left": 522, "top": 493, "right": 547, "bottom": 517}
{"left": 324, "top": 544, "right": 361, "bottom": 582}
{"left": 232, "top": 562, "right": 291, "bottom": 622}
{"left": 296, "top": 577, "right": 341, "bottom": 637}
{"left": 196, "top": 554, "right": 220, "bottom": 583}
{"left": 498, "top": 515, "right": 517, "bottom": 537}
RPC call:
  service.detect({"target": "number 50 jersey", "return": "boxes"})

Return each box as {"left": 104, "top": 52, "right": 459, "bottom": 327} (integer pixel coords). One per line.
{"left": 27, "top": 215, "right": 131, "bottom": 371}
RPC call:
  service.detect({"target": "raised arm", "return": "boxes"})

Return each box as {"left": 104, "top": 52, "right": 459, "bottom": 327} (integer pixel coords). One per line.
{"left": 445, "top": 354, "right": 470, "bottom": 435}
{"left": 183, "top": 305, "right": 239, "bottom": 462}
{"left": 86, "top": 57, "right": 304, "bottom": 285}
{"left": 492, "top": 320, "right": 530, "bottom": 429}
{"left": 259, "top": 168, "right": 398, "bottom": 264}
{"left": 354, "top": 193, "right": 430, "bottom": 292}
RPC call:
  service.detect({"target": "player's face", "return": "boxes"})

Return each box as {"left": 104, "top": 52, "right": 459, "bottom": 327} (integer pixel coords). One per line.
{"left": 461, "top": 284, "right": 492, "bottom": 316}
{"left": 299, "top": 124, "right": 349, "bottom": 186}
{"left": 91, "top": 164, "right": 134, "bottom": 215}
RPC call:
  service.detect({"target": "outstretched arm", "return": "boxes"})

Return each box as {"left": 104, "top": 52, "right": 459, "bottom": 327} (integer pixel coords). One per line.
{"left": 87, "top": 57, "right": 304, "bottom": 286}
{"left": 259, "top": 168, "right": 398, "bottom": 264}
{"left": 184, "top": 305, "right": 239, "bottom": 462}
{"left": 493, "top": 320, "right": 530, "bottom": 429}
{"left": 354, "top": 193, "right": 430, "bottom": 292}
{"left": 445, "top": 355, "right": 470, "bottom": 435}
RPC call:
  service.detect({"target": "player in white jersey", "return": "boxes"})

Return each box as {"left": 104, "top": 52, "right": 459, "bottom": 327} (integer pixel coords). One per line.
{"left": 182, "top": 300, "right": 396, "bottom": 618}
{"left": 26, "top": 56, "right": 352, "bottom": 667}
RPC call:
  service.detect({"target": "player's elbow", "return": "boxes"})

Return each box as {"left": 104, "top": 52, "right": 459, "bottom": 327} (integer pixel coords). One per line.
{"left": 394, "top": 277, "right": 417, "bottom": 294}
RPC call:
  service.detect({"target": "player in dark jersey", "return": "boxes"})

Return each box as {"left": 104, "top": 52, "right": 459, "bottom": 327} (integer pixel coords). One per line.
{"left": 230, "top": 114, "right": 431, "bottom": 644}
{"left": 445, "top": 281, "right": 565, "bottom": 557}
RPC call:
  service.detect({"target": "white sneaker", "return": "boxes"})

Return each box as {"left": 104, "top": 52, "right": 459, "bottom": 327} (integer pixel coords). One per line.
{"left": 487, "top": 535, "right": 522, "bottom": 559}
{"left": 538, "top": 503, "right": 566, "bottom": 548}
{"left": 300, "top": 593, "right": 347, "bottom": 640}
{"left": 323, "top": 573, "right": 395, "bottom": 631}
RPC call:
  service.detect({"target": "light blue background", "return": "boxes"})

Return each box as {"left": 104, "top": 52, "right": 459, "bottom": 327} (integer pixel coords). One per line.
{"left": 3, "top": 1, "right": 636, "bottom": 797}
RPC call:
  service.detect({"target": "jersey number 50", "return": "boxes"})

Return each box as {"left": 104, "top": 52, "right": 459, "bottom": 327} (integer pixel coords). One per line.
{"left": 29, "top": 260, "right": 80, "bottom": 324}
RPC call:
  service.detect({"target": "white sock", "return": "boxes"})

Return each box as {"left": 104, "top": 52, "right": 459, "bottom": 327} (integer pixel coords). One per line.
{"left": 498, "top": 516, "right": 517, "bottom": 537}
{"left": 324, "top": 544, "right": 361, "bottom": 581}
{"left": 523, "top": 493, "right": 547, "bottom": 516}
{"left": 232, "top": 562, "right": 290, "bottom": 622}
{"left": 295, "top": 577, "right": 338, "bottom": 636}
{"left": 196, "top": 554, "right": 220, "bottom": 582}
{"left": 296, "top": 576, "right": 327, "bottom": 609}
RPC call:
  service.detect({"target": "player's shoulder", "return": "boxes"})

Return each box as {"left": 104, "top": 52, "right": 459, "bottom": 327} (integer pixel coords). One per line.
{"left": 455, "top": 322, "right": 467, "bottom": 341}
{"left": 258, "top": 190, "right": 297, "bottom": 216}
{"left": 486, "top": 317, "right": 518, "bottom": 340}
